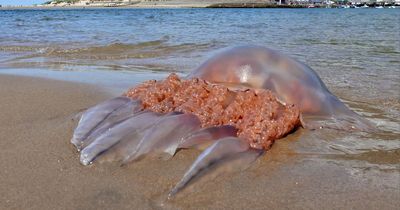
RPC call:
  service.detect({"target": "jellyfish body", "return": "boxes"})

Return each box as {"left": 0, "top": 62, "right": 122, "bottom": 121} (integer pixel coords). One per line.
{"left": 70, "top": 46, "right": 375, "bottom": 198}
{"left": 188, "top": 45, "right": 375, "bottom": 131}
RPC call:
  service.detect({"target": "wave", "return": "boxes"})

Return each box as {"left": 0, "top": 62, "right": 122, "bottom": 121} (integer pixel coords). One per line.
{"left": 0, "top": 39, "right": 220, "bottom": 61}
{"left": 0, "top": 39, "right": 223, "bottom": 73}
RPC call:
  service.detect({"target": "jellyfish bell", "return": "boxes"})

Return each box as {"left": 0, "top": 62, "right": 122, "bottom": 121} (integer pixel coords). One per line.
{"left": 188, "top": 45, "right": 376, "bottom": 131}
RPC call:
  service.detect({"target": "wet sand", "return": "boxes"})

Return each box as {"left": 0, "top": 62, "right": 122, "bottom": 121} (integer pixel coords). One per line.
{"left": 0, "top": 74, "right": 399, "bottom": 209}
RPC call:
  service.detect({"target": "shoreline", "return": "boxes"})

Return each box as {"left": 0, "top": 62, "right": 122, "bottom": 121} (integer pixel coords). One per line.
{"left": 0, "top": 5, "right": 209, "bottom": 10}
{"left": 0, "top": 2, "right": 211, "bottom": 9}
{"left": 0, "top": 67, "right": 170, "bottom": 95}
{"left": 1, "top": 4, "right": 398, "bottom": 10}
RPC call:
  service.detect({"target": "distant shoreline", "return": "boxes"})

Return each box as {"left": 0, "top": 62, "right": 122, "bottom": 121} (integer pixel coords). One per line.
{"left": 0, "top": 5, "right": 323, "bottom": 10}
{"left": 207, "top": 3, "right": 307, "bottom": 8}
{"left": 1, "top": 0, "right": 398, "bottom": 10}
{"left": 0, "top": 2, "right": 326, "bottom": 10}
{"left": 0, "top": 6, "right": 191, "bottom": 10}
{"left": 2, "top": 4, "right": 398, "bottom": 10}
{"left": 0, "top": 3, "right": 210, "bottom": 10}
{"left": 0, "top": 6, "right": 305, "bottom": 10}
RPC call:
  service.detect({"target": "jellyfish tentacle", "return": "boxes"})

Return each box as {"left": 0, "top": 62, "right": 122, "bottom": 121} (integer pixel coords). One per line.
{"left": 98, "top": 111, "right": 182, "bottom": 163}
{"left": 79, "top": 111, "right": 161, "bottom": 165}
{"left": 169, "top": 137, "right": 263, "bottom": 198}
{"left": 94, "top": 125, "right": 146, "bottom": 164}
{"left": 179, "top": 125, "right": 238, "bottom": 151}
{"left": 122, "top": 113, "right": 202, "bottom": 164}
{"left": 71, "top": 96, "right": 139, "bottom": 149}
{"left": 94, "top": 112, "right": 185, "bottom": 164}
{"left": 78, "top": 99, "right": 143, "bottom": 150}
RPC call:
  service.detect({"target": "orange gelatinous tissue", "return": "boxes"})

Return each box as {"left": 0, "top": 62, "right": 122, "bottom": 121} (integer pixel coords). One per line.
{"left": 125, "top": 73, "right": 300, "bottom": 150}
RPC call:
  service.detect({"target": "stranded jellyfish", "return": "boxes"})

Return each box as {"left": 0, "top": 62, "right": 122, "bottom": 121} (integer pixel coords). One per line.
{"left": 70, "top": 46, "right": 375, "bottom": 197}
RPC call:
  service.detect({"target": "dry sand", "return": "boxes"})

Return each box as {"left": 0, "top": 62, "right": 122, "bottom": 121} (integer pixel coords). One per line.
{"left": 0, "top": 74, "right": 399, "bottom": 209}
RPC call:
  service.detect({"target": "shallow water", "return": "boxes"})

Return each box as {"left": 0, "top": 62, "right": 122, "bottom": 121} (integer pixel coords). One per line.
{"left": 0, "top": 8, "right": 399, "bottom": 204}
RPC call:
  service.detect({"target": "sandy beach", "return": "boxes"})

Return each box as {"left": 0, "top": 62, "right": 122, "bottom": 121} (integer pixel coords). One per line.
{"left": 1, "top": 74, "right": 398, "bottom": 209}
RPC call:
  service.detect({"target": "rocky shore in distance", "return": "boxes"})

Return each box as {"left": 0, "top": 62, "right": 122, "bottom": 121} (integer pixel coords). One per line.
{"left": 1, "top": 0, "right": 398, "bottom": 9}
